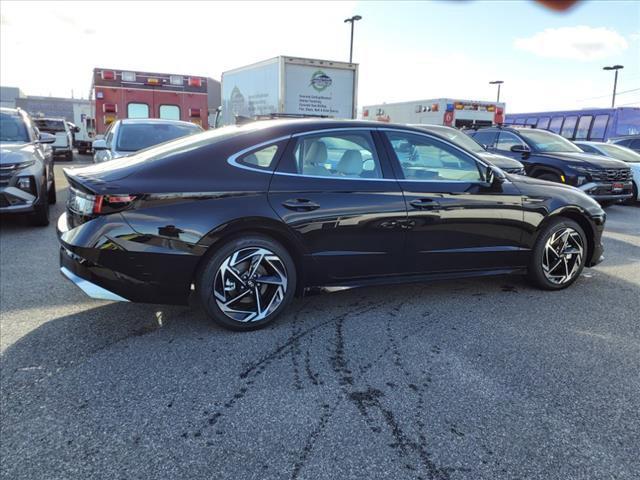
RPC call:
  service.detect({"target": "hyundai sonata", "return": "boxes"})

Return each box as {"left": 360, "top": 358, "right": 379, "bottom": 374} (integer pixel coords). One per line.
{"left": 58, "top": 120, "right": 606, "bottom": 330}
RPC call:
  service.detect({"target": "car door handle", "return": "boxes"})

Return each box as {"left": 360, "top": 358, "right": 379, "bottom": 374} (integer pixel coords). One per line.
{"left": 282, "top": 198, "right": 321, "bottom": 211}
{"left": 409, "top": 198, "right": 441, "bottom": 210}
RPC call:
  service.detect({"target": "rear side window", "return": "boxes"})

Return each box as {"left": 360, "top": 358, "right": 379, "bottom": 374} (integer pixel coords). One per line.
{"left": 526, "top": 117, "right": 538, "bottom": 127}
{"left": 292, "top": 132, "right": 382, "bottom": 179}
{"left": 549, "top": 116, "right": 564, "bottom": 134}
{"left": 590, "top": 114, "right": 609, "bottom": 140}
{"left": 238, "top": 144, "right": 279, "bottom": 169}
{"left": 471, "top": 130, "right": 497, "bottom": 148}
{"left": 561, "top": 115, "right": 578, "bottom": 138}
{"left": 127, "top": 103, "right": 149, "bottom": 119}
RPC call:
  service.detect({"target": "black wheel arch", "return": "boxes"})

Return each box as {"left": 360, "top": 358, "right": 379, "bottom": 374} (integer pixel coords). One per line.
{"left": 194, "top": 217, "right": 307, "bottom": 295}
{"left": 529, "top": 165, "right": 565, "bottom": 180}
{"left": 535, "top": 206, "right": 596, "bottom": 265}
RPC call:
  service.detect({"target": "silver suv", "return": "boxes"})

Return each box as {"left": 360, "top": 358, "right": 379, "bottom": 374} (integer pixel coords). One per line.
{"left": 0, "top": 108, "right": 57, "bottom": 225}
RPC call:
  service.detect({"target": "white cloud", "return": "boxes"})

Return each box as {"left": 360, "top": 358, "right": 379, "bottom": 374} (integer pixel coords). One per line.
{"left": 514, "top": 26, "right": 628, "bottom": 61}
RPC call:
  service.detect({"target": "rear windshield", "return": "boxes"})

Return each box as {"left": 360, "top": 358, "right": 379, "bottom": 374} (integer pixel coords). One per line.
{"left": 0, "top": 112, "right": 29, "bottom": 142}
{"left": 116, "top": 123, "right": 202, "bottom": 152}
{"left": 34, "top": 119, "right": 66, "bottom": 132}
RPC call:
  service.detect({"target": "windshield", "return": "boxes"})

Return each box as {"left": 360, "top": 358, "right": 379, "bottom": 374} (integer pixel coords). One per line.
{"left": 419, "top": 126, "right": 484, "bottom": 153}
{"left": 34, "top": 119, "right": 66, "bottom": 132}
{"left": 598, "top": 143, "right": 640, "bottom": 162}
{"left": 116, "top": 123, "right": 202, "bottom": 152}
{"left": 0, "top": 112, "right": 30, "bottom": 142}
{"left": 518, "top": 129, "right": 583, "bottom": 153}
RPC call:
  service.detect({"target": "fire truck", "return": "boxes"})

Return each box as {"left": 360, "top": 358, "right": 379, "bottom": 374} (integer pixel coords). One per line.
{"left": 362, "top": 98, "right": 505, "bottom": 129}
{"left": 90, "top": 67, "right": 209, "bottom": 135}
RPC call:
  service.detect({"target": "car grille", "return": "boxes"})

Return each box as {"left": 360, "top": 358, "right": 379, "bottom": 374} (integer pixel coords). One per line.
{"left": 590, "top": 168, "right": 631, "bottom": 182}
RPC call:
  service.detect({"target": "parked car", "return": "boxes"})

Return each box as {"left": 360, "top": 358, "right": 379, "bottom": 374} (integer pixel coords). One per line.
{"left": 411, "top": 124, "right": 526, "bottom": 174}
{"left": 1, "top": 108, "right": 57, "bottom": 225}
{"left": 575, "top": 141, "right": 640, "bottom": 203}
{"left": 58, "top": 119, "right": 607, "bottom": 330}
{"left": 609, "top": 135, "right": 640, "bottom": 153}
{"left": 33, "top": 117, "right": 74, "bottom": 161}
{"left": 469, "top": 127, "right": 633, "bottom": 204}
{"left": 92, "top": 119, "right": 203, "bottom": 163}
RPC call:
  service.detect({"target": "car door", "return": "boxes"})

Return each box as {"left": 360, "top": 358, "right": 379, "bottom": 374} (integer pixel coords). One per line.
{"left": 381, "top": 129, "right": 528, "bottom": 274}
{"left": 268, "top": 128, "right": 408, "bottom": 283}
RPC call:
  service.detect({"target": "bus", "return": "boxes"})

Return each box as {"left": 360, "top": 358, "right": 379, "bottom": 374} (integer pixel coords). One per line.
{"left": 504, "top": 107, "right": 639, "bottom": 142}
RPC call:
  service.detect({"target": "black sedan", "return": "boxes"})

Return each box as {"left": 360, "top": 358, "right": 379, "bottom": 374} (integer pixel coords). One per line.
{"left": 58, "top": 120, "right": 606, "bottom": 330}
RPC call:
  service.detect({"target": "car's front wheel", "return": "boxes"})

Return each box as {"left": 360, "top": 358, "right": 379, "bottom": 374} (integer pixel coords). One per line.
{"left": 528, "top": 218, "right": 587, "bottom": 290}
{"left": 197, "top": 235, "right": 297, "bottom": 330}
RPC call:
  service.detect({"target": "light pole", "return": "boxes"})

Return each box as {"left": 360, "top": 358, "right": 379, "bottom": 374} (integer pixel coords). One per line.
{"left": 603, "top": 65, "right": 624, "bottom": 108}
{"left": 489, "top": 80, "right": 504, "bottom": 103}
{"left": 344, "top": 15, "right": 362, "bottom": 63}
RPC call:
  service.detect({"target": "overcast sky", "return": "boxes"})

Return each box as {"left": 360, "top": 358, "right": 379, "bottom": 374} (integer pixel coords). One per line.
{"left": 1, "top": 0, "right": 638, "bottom": 113}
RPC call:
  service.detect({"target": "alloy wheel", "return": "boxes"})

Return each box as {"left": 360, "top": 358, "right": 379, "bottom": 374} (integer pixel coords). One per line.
{"left": 213, "top": 247, "right": 288, "bottom": 322}
{"left": 542, "top": 227, "right": 584, "bottom": 285}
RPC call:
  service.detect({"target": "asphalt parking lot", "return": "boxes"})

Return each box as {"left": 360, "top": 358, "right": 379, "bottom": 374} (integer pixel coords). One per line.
{"left": 1, "top": 159, "right": 639, "bottom": 480}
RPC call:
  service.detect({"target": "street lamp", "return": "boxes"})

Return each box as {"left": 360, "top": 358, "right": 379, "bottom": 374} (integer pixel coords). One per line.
{"left": 489, "top": 80, "right": 504, "bottom": 103}
{"left": 344, "top": 15, "right": 362, "bottom": 63}
{"left": 603, "top": 65, "right": 624, "bottom": 108}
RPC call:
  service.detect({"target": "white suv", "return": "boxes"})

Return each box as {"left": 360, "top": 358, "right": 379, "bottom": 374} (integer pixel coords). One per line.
{"left": 33, "top": 118, "right": 73, "bottom": 161}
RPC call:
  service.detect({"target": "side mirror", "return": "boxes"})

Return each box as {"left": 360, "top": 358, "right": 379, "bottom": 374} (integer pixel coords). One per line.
{"left": 38, "top": 132, "right": 56, "bottom": 144}
{"left": 485, "top": 165, "right": 506, "bottom": 187}
{"left": 510, "top": 144, "right": 531, "bottom": 153}
{"left": 92, "top": 139, "right": 107, "bottom": 151}
{"left": 73, "top": 126, "right": 81, "bottom": 133}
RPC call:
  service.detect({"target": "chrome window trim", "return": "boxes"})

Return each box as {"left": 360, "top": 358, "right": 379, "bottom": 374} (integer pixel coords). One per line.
{"left": 226, "top": 135, "right": 291, "bottom": 174}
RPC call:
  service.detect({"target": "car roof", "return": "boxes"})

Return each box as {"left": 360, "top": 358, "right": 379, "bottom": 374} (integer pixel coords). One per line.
{"left": 35, "top": 117, "right": 66, "bottom": 122}
{"left": 0, "top": 107, "right": 23, "bottom": 116}
{"left": 118, "top": 118, "right": 201, "bottom": 127}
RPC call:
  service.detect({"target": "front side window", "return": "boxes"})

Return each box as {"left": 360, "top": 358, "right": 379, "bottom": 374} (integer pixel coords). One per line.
{"left": 549, "top": 116, "right": 564, "bottom": 134}
{"left": 292, "top": 132, "right": 382, "bottom": 179}
{"left": 159, "top": 105, "right": 180, "bottom": 120}
{"left": 561, "top": 115, "right": 578, "bottom": 138}
{"left": 471, "top": 130, "right": 498, "bottom": 148}
{"left": 385, "top": 131, "right": 482, "bottom": 182}
{"left": 590, "top": 114, "right": 609, "bottom": 140}
{"left": 575, "top": 116, "right": 593, "bottom": 140}
{"left": 127, "top": 103, "right": 149, "bottom": 119}
{"left": 496, "top": 132, "right": 525, "bottom": 151}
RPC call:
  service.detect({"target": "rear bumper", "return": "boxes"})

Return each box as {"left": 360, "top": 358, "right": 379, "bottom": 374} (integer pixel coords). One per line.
{"left": 57, "top": 212, "right": 198, "bottom": 305}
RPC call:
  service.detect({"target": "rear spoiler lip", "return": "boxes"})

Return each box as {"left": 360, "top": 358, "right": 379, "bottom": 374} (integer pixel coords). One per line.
{"left": 63, "top": 168, "right": 97, "bottom": 194}
{"left": 63, "top": 168, "right": 126, "bottom": 195}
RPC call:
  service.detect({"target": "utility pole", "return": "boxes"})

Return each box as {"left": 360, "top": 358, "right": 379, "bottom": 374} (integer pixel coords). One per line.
{"left": 603, "top": 65, "right": 624, "bottom": 108}
{"left": 489, "top": 80, "right": 504, "bottom": 103}
{"left": 344, "top": 15, "right": 362, "bottom": 63}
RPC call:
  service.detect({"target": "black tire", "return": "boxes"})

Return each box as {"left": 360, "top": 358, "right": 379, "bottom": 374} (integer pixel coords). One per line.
{"left": 197, "top": 235, "right": 297, "bottom": 331}
{"left": 30, "top": 187, "right": 50, "bottom": 227}
{"left": 528, "top": 217, "right": 587, "bottom": 290}
{"left": 623, "top": 182, "right": 638, "bottom": 205}
{"left": 78, "top": 147, "right": 86, "bottom": 155}
{"left": 537, "top": 172, "right": 562, "bottom": 183}
{"left": 65, "top": 151, "right": 73, "bottom": 161}
{"left": 48, "top": 174, "right": 57, "bottom": 205}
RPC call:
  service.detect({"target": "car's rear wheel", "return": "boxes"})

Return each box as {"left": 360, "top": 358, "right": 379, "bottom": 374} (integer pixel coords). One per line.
{"left": 528, "top": 218, "right": 586, "bottom": 290}
{"left": 197, "top": 235, "right": 296, "bottom": 330}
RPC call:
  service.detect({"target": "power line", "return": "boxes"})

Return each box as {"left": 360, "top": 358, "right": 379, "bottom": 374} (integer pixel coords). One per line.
{"left": 616, "top": 100, "right": 640, "bottom": 107}
{"left": 576, "top": 87, "right": 640, "bottom": 102}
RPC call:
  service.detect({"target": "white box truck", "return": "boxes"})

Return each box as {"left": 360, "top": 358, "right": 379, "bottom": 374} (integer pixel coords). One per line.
{"left": 362, "top": 98, "right": 506, "bottom": 129}
{"left": 214, "top": 56, "right": 358, "bottom": 127}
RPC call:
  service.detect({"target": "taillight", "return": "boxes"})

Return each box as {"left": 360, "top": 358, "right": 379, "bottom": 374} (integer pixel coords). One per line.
{"left": 93, "top": 195, "right": 137, "bottom": 214}
{"left": 68, "top": 188, "right": 137, "bottom": 216}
